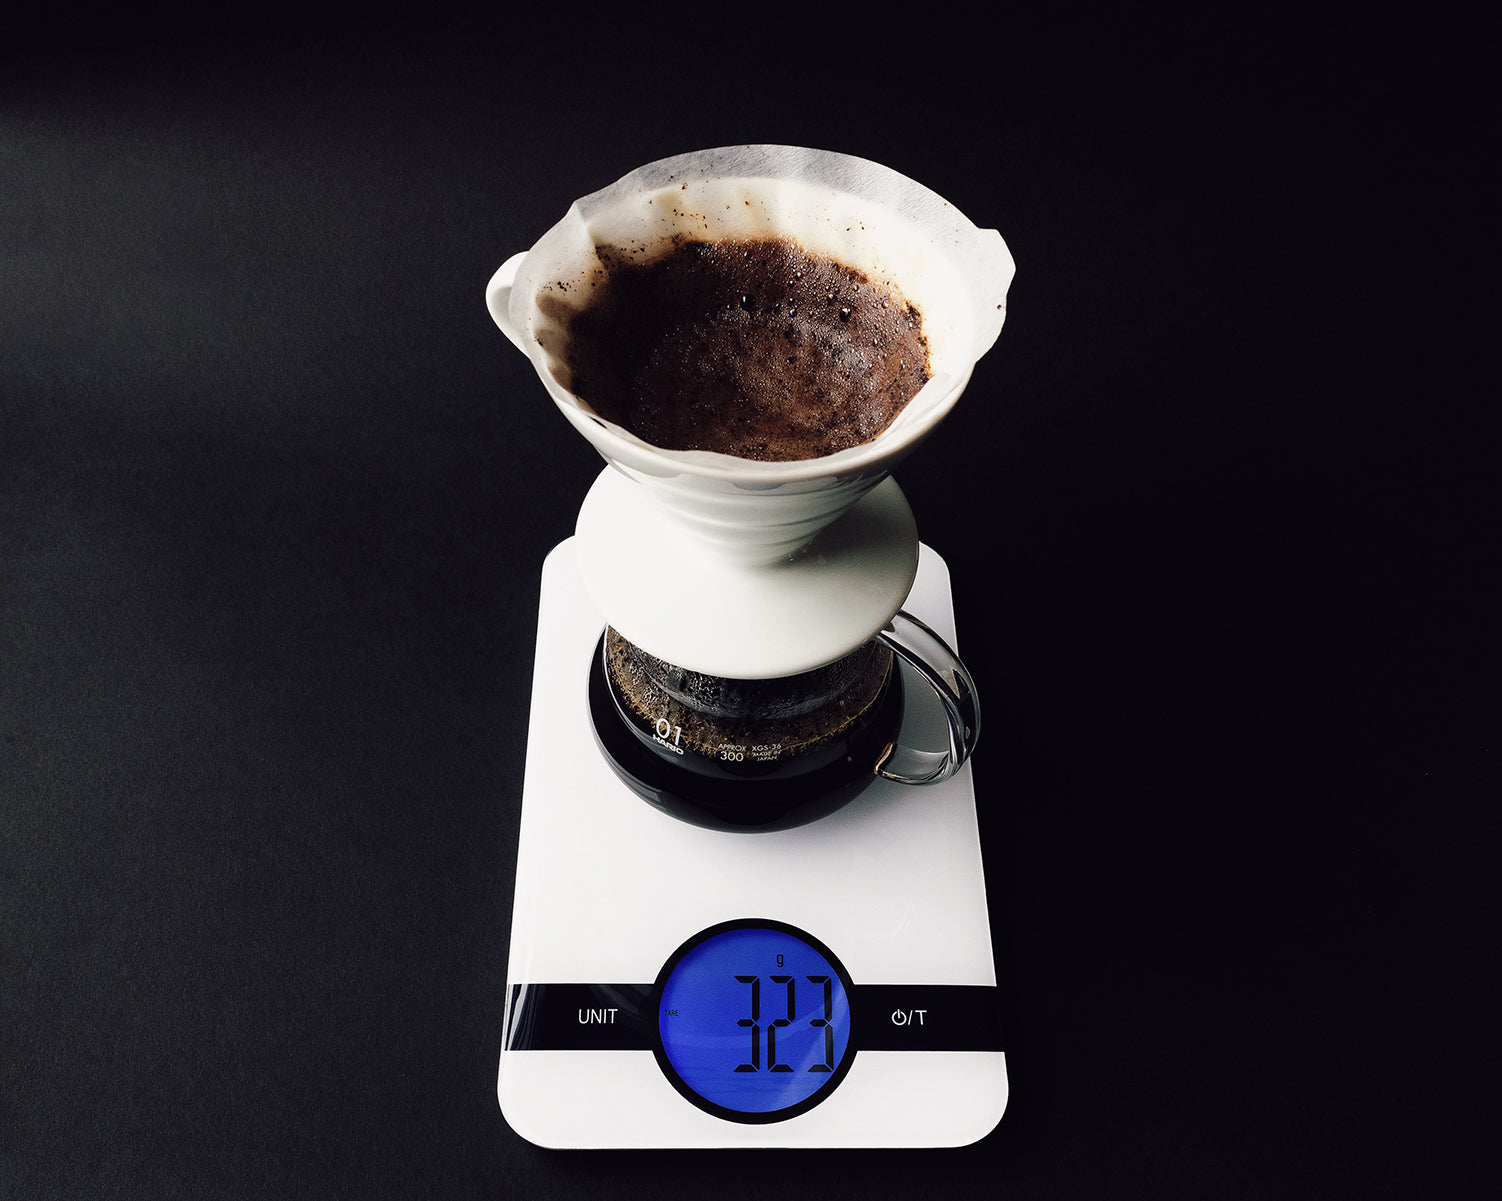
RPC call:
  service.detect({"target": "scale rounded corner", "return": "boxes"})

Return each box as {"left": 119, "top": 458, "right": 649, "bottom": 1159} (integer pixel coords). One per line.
{"left": 498, "top": 1072, "right": 566, "bottom": 1151}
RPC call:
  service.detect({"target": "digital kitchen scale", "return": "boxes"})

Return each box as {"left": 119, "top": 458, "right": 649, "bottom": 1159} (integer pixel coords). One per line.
{"left": 498, "top": 537, "right": 1007, "bottom": 1148}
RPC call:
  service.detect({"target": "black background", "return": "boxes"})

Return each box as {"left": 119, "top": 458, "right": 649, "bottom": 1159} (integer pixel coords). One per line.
{"left": 2, "top": 10, "right": 1494, "bottom": 1200}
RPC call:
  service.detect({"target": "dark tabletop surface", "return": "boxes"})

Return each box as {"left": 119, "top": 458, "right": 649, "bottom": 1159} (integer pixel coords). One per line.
{"left": 2, "top": 12, "right": 1494, "bottom": 1200}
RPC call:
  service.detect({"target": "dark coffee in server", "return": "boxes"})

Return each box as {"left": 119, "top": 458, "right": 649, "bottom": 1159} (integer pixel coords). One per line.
{"left": 588, "top": 628, "right": 904, "bottom": 831}
{"left": 562, "top": 237, "right": 931, "bottom": 462}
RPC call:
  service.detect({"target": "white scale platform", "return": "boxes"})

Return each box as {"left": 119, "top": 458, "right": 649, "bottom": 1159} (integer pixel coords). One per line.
{"left": 499, "top": 538, "right": 1007, "bottom": 1148}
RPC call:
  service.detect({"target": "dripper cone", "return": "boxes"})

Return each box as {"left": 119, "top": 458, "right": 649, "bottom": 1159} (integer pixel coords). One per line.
{"left": 487, "top": 145, "right": 1014, "bottom": 568}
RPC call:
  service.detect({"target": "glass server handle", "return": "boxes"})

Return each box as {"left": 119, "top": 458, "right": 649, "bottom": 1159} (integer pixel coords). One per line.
{"left": 873, "top": 610, "right": 982, "bottom": 786}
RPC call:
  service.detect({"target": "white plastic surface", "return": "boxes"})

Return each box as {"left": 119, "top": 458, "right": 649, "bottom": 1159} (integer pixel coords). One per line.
{"left": 498, "top": 539, "right": 1007, "bottom": 1148}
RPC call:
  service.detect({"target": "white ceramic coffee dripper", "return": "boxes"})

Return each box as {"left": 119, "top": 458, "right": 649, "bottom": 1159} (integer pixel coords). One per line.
{"left": 486, "top": 145, "right": 1013, "bottom": 686}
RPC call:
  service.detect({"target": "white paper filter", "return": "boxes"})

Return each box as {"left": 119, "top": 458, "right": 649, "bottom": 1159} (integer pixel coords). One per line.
{"left": 510, "top": 145, "right": 1015, "bottom": 478}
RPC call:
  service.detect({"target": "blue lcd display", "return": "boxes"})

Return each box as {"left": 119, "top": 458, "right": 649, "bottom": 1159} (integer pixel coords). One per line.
{"left": 655, "top": 921, "right": 854, "bottom": 1121}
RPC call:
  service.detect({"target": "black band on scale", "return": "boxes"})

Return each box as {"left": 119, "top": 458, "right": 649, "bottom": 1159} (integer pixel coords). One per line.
{"left": 505, "top": 983, "right": 1003, "bottom": 1053}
